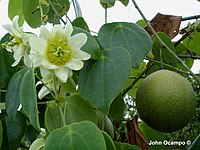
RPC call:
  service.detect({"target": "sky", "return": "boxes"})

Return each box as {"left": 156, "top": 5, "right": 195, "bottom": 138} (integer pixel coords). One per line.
{"left": 0, "top": 0, "right": 200, "bottom": 72}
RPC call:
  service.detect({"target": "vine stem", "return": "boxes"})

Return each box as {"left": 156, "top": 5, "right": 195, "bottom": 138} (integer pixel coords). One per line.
{"left": 122, "top": 65, "right": 151, "bottom": 96}
{"left": 131, "top": 0, "right": 200, "bottom": 83}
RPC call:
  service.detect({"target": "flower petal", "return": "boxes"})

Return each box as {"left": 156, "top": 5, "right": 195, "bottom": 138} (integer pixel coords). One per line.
{"left": 24, "top": 50, "right": 31, "bottom": 67}
{"left": 38, "top": 86, "right": 50, "bottom": 99}
{"left": 29, "top": 37, "right": 47, "bottom": 54}
{"left": 42, "top": 59, "right": 58, "bottom": 69}
{"left": 40, "top": 26, "right": 50, "bottom": 40}
{"left": 54, "top": 67, "right": 71, "bottom": 83}
{"left": 66, "top": 58, "right": 84, "bottom": 70}
{"left": 29, "top": 53, "right": 44, "bottom": 67}
{"left": 69, "top": 33, "right": 87, "bottom": 50}
{"left": 64, "top": 23, "right": 73, "bottom": 39}
{"left": 73, "top": 50, "right": 91, "bottom": 60}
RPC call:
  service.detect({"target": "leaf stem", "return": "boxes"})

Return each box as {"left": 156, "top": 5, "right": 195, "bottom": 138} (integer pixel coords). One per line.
{"left": 145, "top": 57, "right": 190, "bottom": 75}
{"left": 105, "top": 7, "right": 108, "bottom": 24}
{"left": 58, "top": 104, "right": 66, "bottom": 126}
{"left": 131, "top": 0, "right": 200, "bottom": 83}
{"left": 39, "top": 2, "right": 45, "bottom": 25}
{"left": 48, "top": 0, "right": 66, "bottom": 24}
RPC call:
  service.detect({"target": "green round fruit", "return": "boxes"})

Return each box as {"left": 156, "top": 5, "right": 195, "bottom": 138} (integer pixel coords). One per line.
{"left": 135, "top": 70, "right": 196, "bottom": 133}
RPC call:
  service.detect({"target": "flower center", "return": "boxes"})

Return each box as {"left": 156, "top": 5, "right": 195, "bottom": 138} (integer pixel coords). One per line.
{"left": 45, "top": 39, "right": 72, "bottom": 66}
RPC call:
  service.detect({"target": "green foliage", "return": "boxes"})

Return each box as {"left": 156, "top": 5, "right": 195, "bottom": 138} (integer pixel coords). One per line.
{"left": 20, "top": 68, "right": 40, "bottom": 131}
{"left": 8, "top": 0, "right": 24, "bottom": 26}
{"left": 0, "top": 122, "right": 2, "bottom": 147}
{"left": 5, "top": 112, "right": 26, "bottom": 150}
{"left": 79, "top": 47, "right": 132, "bottom": 114}
{"left": 45, "top": 95, "right": 98, "bottom": 132}
{"left": 189, "top": 134, "right": 200, "bottom": 150}
{"left": 2, "top": 0, "right": 200, "bottom": 149}
{"left": 102, "top": 131, "right": 116, "bottom": 150}
{"left": 114, "top": 142, "right": 141, "bottom": 150}
{"left": 183, "top": 31, "right": 200, "bottom": 55}
{"left": 73, "top": 27, "right": 101, "bottom": 60}
{"left": 44, "top": 121, "right": 107, "bottom": 150}
{"left": 139, "top": 122, "right": 166, "bottom": 150}
{"left": 22, "top": 0, "right": 41, "bottom": 28}
{"left": 5, "top": 67, "right": 28, "bottom": 122}
{"left": 109, "top": 94, "right": 126, "bottom": 121}
{"left": 0, "top": 34, "right": 17, "bottom": 89}
{"left": 98, "top": 22, "right": 152, "bottom": 68}
{"left": 100, "top": 0, "right": 116, "bottom": 8}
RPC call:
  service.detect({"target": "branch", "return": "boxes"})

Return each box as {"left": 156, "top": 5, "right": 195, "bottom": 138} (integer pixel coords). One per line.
{"left": 178, "top": 55, "right": 200, "bottom": 60}
{"left": 122, "top": 65, "right": 150, "bottom": 96}
{"left": 174, "top": 29, "right": 194, "bottom": 47}
{"left": 182, "top": 15, "right": 200, "bottom": 21}
{"left": 131, "top": 0, "right": 200, "bottom": 83}
{"left": 146, "top": 57, "right": 190, "bottom": 76}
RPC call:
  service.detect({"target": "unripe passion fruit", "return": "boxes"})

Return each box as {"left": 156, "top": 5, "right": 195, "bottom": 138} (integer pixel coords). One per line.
{"left": 135, "top": 70, "right": 196, "bottom": 133}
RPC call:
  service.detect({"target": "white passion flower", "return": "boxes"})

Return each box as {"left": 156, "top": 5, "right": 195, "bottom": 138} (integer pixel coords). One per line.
{"left": 37, "top": 67, "right": 61, "bottom": 99}
{"left": 2, "top": 15, "right": 35, "bottom": 67}
{"left": 29, "top": 23, "right": 91, "bottom": 83}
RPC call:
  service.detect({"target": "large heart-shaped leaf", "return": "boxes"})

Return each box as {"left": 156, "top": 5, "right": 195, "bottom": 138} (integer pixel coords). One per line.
{"left": 45, "top": 95, "right": 98, "bottom": 132}
{"left": 22, "top": 0, "right": 41, "bottom": 28}
{"left": 44, "top": 121, "right": 106, "bottom": 150}
{"left": 79, "top": 47, "right": 132, "bottom": 114}
{"left": 8, "top": 0, "right": 24, "bottom": 26}
{"left": 98, "top": 22, "right": 152, "bottom": 68}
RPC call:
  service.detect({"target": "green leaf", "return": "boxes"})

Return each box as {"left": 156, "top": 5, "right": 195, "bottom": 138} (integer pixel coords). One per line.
{"left": 174, "top": 43, "right": 194, "bottom": 70}
{"left": 0, "top": 34, "right": 17, "bottom": 89}
{"left": 100, "top": 0, "right": 115, "bottom": 8}
{"left": 139, "top": 121, "right": 165, "bottom": 150}
{"left": 102, "top": 131, "right": 116, "bottom": 150}
{"left": 24, "top": 125, "right": 40, "bottom": 145}
{"left": 0, "top": 47, "right": 10, "bottom": 88}
{"left": 20, "top": 68, "right": 40, "bottom": 131}
{"left": 98, "top": 22, "right": 152, "bottom": 68}
{"left": 136, "top": 19, "right": 146, "bottom": 28}
{"left": 126, "top": 62, "right": 146, "bottom": 98}
{"left": 8, "top": 0, "right": 24, "bottom": 26}
{"left": 119, "top": 0, "right": 129, "bottom": 6}
{"left": 6, "top": 112, "right": 26, "bottom": 150}
{"left": 152, "top": 32, "right": 178, "bottom": 67}
{"left": 0, "top": 121, "right": 2, "bottom": 147}
{"left": 97, "top": 111, "right": 114, "bottom": 138}
{"left": 109, "top": 94, "right": 125, "bottom": 121}
{"left": 72, "top": 17, "right": 90, "bottom": 32}
{"left": 183, "top": 31, "right": 200, "bottom": 55}
{"left": 79, "top": 47, "right": 132, "bottom": 114}
{"left": 5, "top": 67, "right": 29, "bottom": 122}
{"left": 114, "top": 142, "right": 141, "bottom": 150}
{"left": 44, "top": 121, "right": 107, "bottom": 150}
{"left": 30, "top": 138, "right": 45, "bottom": 150}
{"left": 47, "top": 0, "right": 70, "bottom": 24}
{"left": 22, "top": 0, "right": 41, "bottom": 28}
{"left": 73, "top": 27, "right": 101, "bottom": 60}
{"left": 45, "top": 95, "right": 98, "bottom": 132}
